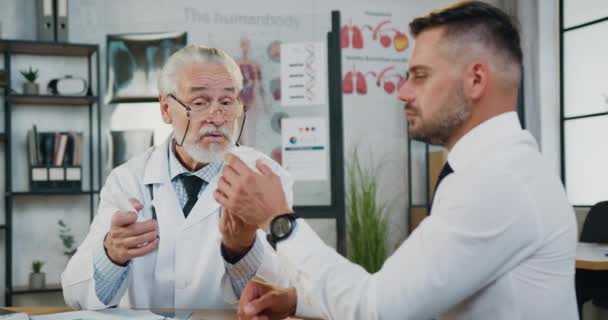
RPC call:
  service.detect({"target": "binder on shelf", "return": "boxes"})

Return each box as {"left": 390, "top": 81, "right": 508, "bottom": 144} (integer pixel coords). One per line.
{"left": 36, "top": 0, "right": 55, "bottom": 41}
{"left": 40, "top": 132, "right": 55, "bottom": 165}
{"left": 53, "top": 133, "right": 68, "bottom": 166}
{"left": 56, "top": 0, "right": 69, "bottom": 42}
{"left": 26, "top": 126, "right": 39, "bottom": 166}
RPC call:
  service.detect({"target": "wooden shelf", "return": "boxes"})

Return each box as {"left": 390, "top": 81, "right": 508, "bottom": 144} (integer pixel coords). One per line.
{"left": 8, "top": 94, "right": 97, "bottom": 106}
{"left": 8, "top": 190, "right": 99, "bottom": 196}
{"left": 11, "top": 283, "right": 62, "bottom": 295}
{"left": 0, "top": 40, "right": 97, "bottom": 57}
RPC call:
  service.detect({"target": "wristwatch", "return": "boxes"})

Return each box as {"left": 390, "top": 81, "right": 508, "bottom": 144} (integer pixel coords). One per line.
{"left": 266, "top": 213, "right": 300, "bottom": 249}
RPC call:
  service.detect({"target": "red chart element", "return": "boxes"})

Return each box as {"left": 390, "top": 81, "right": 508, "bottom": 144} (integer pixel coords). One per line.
{"left": 341, "top": 22, "right": 364, "bottom": 49}
{"left": 361, "top": 20, "right": 409, "bottom": 52}
{"left": 343, "top": 66, "right": 368, "bottom": 95}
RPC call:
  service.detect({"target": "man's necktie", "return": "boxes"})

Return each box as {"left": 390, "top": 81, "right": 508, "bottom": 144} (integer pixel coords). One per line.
{"left": 181, "top": 175, "right": 204, "bottom": 218}
{"left": 429, "top": 162, "right": 453, "bottom": 214}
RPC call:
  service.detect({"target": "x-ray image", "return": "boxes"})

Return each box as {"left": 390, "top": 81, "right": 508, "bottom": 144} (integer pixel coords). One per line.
{"left": 106, "top": 31, "right": 187, "bottom": 103}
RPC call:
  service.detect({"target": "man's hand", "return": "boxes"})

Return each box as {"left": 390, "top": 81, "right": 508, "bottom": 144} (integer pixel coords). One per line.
{"left": 220, "top": 208, "right": 257, "bottom": 259}
{"left": 104, "top": 198, "right": 159, "bottom": 266}
{"left": 214, "top": 153, "right": 292, "bottom": 231}
{"left": 238, "top": 279, "right": 297, "bottom": 320}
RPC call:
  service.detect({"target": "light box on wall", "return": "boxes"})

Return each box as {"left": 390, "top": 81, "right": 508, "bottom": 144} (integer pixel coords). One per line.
{"left": 106, "top": 31, "right": 187, "bottom": 103}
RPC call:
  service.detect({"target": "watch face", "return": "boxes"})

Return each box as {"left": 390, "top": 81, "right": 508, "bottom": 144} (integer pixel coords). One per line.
{"left": 272, "top": 217, "right": 292, "bottom": 238}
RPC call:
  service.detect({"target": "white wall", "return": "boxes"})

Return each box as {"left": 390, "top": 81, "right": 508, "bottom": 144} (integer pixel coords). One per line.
{"left": 537, "top": 0, "right": 562, "bottom": 175}
{"left": 498, "top": 0, "right": 561, "bottom": 176}
{"left": 0, "top": 0, "right": 559, "bottom": 308}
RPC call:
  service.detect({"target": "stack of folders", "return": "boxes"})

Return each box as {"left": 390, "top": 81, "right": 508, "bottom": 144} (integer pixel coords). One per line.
{"left": 26, "top": 125, "right": 83, "bottom": 191}
{"left": 26, "top": 125, "right": 83, "bottom": 167}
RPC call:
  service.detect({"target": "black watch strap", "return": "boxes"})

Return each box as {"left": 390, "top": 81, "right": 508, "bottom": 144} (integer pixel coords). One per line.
{"left": 266, "top": 233, "right": 278, "bottom": 250}
{"left": 267, "top": 213, "right": 299, "bottom": 250}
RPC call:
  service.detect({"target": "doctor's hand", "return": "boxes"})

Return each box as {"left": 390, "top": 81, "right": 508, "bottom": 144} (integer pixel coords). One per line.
{"left": 238, "top": 279, "right": 297, "bottom": 320}
{"left": 104, "top": 198, "right": 159, "bottom": 266}
{"left": 214, "top": 153, "right": 292, "bottom": 232}
{"left": 220, "top": 208, "right": 257, "bottom": 259}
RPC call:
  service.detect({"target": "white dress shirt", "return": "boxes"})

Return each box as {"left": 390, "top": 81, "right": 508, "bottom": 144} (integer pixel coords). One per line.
{"left": 276, "top": 112, "right": 578, "bottom": 320}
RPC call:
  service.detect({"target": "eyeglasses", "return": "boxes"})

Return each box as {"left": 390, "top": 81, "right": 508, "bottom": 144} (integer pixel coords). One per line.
{"left": 169, "top": 93, "right": 247, "bottom": 147}
{"left": 168, "top": 93, "right": 242, "bottom": 119}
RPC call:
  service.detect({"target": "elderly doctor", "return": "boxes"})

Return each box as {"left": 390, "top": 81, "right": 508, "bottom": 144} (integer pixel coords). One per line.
{"left": 61, "top": 45, "right": 291, "bottom": 310}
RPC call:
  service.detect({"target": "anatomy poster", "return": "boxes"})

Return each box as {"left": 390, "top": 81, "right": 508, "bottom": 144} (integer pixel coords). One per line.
{"left": 187, "top": 15, "right": 327, "bottom": 163}
{"left": 236, "top": 36, "right": 269, "bottom": 149}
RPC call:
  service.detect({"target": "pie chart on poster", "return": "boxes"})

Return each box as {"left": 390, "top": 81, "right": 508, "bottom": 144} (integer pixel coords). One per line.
{"left": 267, "top": 40, "right": 281, "bottom": 62}
{"left": 270, "top": 112, "right": 289, "bottom": 134}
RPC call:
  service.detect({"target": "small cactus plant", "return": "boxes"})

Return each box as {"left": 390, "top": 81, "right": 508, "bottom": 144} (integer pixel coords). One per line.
{"left": 20, "top": 67, "right": 38, "bottom": 83}
{"left": 32, "top": 260, "right": 44, "bottom": 273}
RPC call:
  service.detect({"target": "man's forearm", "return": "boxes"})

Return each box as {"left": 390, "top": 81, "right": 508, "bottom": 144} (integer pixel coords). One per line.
{"left": 223, "top": 235, "right": 264, "bottom": 297}
{"left": 93, "top": 238, "right": 129, "bottom": 305}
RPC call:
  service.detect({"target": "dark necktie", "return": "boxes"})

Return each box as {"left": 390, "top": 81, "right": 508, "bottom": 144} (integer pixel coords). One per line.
{"left": 181, "top": 175, "right": 204, "bottom": 218}
{"left": 429, "top": 162, "right": 453, "bottom": 215}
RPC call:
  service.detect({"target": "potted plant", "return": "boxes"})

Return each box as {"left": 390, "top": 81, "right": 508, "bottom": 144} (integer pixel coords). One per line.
{"left": 29, "top": 260, "right": 46, "bottom": 289}
{"left": 346, "top": 148, "right": 388, "bottom": 273}
{"left": 20, "top": 66, "right": 39, "bottom": 95}
{"left": 58, "top": 219, "right": 77, "bottom": 258}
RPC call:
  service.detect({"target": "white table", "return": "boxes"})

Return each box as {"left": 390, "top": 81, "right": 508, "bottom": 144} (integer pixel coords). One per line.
{"left": 576, "top": 242, "right": 608, "bottom": 270}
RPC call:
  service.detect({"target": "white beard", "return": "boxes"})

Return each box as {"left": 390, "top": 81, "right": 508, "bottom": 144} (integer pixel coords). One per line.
{"left": 180, "top": 126, "right": 234, "bottom": 163}
{"left": 183, "top": 140, "right": 233, "bottom": 163}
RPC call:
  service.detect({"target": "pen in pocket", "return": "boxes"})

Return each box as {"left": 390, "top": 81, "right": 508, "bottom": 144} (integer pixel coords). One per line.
{"left": 147, "top": 185, "right": 160, "bottom": 240}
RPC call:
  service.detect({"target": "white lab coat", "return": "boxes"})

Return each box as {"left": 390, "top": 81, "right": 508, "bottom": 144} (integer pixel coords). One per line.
{"left": 61, "top": 139, "right": 291, "bottom": 310}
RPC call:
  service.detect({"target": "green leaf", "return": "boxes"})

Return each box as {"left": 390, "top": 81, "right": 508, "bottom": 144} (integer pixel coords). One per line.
{"left": 20, "top": 66, "right": 38, "bottom": 83}
{"left": 32, "top": 260, "right": 44, "bottom": 273}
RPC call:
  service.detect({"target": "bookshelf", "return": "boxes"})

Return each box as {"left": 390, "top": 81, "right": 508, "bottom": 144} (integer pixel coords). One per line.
{"left": 1, "top": 40, "right": 101, "bottom": 305}
{"left": 8, "top": 94, "right": 97, "bottom": 106}
{"left": 11, "top": 284, "right": 63, "bottom": 295}
{"left": 0, "top": 40, "right": 97, "bottom": 57}
{"left": 10, "top": 190, "right": 99, "bottom": 196}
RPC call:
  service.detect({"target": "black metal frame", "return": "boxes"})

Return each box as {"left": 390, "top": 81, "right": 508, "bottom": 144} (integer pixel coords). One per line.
{"left": 558, "top": 1, "right": 608, "bottom": 207}
{"left": 291, "top": 11, "right": 346, "bottom": 254}
{"left": 1, "top": 39, "right": 101, "bottom": 305}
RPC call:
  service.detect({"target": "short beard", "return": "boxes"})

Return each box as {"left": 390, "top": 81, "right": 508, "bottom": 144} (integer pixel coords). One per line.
{"left": 181, "top": 126, "right": 233, "bottom": 163}
{"left": 409, "top": 84, "right": 471, "bottom": 146}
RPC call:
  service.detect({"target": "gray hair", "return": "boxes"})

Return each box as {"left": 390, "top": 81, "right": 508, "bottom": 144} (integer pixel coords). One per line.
{"left": 157, "top": 44, "right": 243, "bottom": 96}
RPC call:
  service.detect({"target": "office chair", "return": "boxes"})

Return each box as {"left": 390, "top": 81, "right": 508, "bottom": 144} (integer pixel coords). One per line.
{"left": 576, "top": 201, "right": 608, "bottom": 319}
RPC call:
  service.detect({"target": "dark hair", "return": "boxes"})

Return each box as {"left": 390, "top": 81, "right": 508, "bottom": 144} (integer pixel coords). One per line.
{"left": 409, "top": 1, "right": 522, "bottom": 66}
